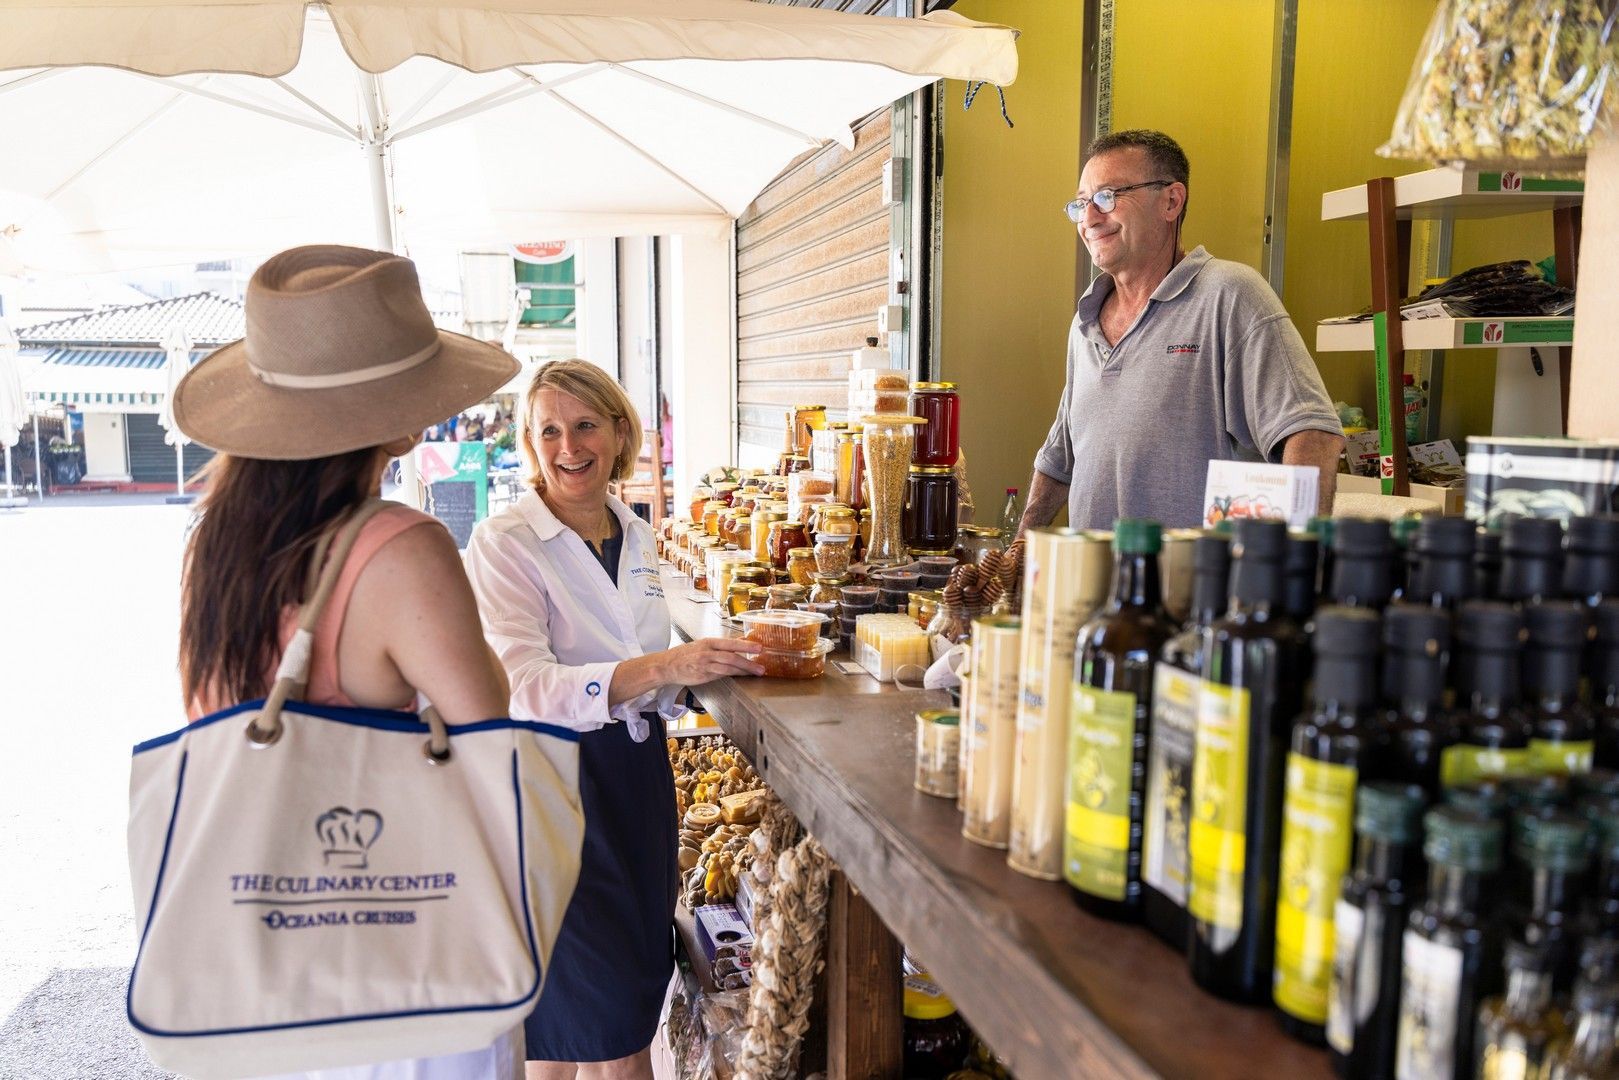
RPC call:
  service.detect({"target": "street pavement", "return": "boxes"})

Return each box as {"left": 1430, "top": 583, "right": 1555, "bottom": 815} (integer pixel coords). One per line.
{"left": 0, "top": 494, "right": 188, "bottom": 1078}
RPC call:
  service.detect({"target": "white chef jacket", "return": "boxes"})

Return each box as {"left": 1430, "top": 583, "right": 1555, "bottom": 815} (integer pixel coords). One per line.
{"left": 463, "top": 489, "right": 684, "bottom": 742}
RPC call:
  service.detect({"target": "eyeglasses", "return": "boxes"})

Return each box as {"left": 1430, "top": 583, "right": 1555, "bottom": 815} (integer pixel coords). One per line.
{"left": 1064, "top": 180, "right": 1173, "bottom": 223}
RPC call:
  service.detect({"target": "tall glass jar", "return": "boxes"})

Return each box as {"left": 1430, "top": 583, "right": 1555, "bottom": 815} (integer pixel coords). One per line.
{"left": 909, "top": 382, "right": 960, "bottom": 466}
{"left": 903, "top": 465, "right": 959, "bottom": 552}
{"left": 772, "top": 520, "right": 808, "bottom": 570}
{"left": 862, "top": 416, "right": 925, "bottom": 568}
{"left": 754, "top": 510, "right": 785, "bottom": 564}
{"left": 835, "top": 427, "right": 861, "bottom": 506}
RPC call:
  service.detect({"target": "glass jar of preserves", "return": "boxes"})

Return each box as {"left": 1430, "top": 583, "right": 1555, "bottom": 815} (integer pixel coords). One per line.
{"left": 815, "top": 533, "right": 855, "bottom": 577}
{"left": 712, "top": 482, "right": 739, "bottom": 506}
{"left": 733, "top": 514, "right": 752, "bottom": 555}
{"left": 765, "top": 583, "right": 808, "bottom": 610}
{"left": 786, "top": 547, "right": 817, "bottom": 588}
{"left": 819, "top": 506, "right": 858, "bottom": 538}
{"left": 904, "top": 465, "right": 959, "bottom": 552}
{"left": 689, "top": 490, "right": 710, "bottom": 521}
{"left": 835, "top": 428, "right": 861, "bottom": 506}
{"left": 746, "top": 586, "right": 771, "bottom": 612}
{"left": 734, "top": 565, "right": 772, "bottom": 589}
{"left": 808, "top": 574, "right": 849, "bottom": 606}
{"left": 909, "top": 589, "right": 943, "bottom": 630}
{"left": 909, "top": 382, "right": 960, "bottom": 467}
{"left": 726, "top": 582, "right": 754, "bottom": 618}
{"left": 780, "top": 454, "right": 813, "bottom": 476}
{"left": 862, "top": 416, "right": 924, "bottom": 568}
{"left": 701, "top": 500, "right": 727, "bottom": 536}
{"left": 953, "top": 524, "right": 1007, "bottom": 567}
{"left": 772, "top": 520, "right": 809, "bottom": 570}
{"left": 753, "top": 510, "right": 785, "bottom": 564}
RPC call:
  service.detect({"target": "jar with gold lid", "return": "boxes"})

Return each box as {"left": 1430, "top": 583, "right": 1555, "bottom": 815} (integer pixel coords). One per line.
{"left": 909, "top": 382, "right": 960, "bottom": 466}
{"left": 726, "top": 582, "right": 754, "bottom": 618}
{"left": 733, "top": 565, "right": 772, "bottom": 589}
{"left": 752, "top": 509, "right": 785, "bottom": 564}
{"left": 701, "top": 500, "right": 727, "bottom": 537}
{"left": 712, "top": 481, "right": 739, "bottom": 506}
{"left": 786, "top": 547, "right": 817, "bottom": 588}
{"left": 818, "top": 506, "right": 857, "bottom": 538}
{"left": 770, "top": 520, "right": 809, "bottom": 570}
{"left": 953, "top": 524, "right": 1006, "bottom": 567}
{"left": 746, "top": 586, "right": 771, "bottom": 612}
{"left": 808, "top": 574, "right": 849, "bottom": 606}
{"left": 765, "top": 583, "right": 808, "bottom": 611}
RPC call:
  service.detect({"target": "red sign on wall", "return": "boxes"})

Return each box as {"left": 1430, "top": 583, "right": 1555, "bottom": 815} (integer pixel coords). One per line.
{"left": 511, "top": 241, "right": 573, "bottom": 265}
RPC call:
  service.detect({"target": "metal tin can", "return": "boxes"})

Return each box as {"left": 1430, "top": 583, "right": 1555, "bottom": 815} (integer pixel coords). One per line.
{"left": 1159, "top": 528, "right": 1204, "bottom": 626}
{"left": 914, "top": 710, "right": 961, "bottom": 798}
{"left": 1007, "top": 529, "right": 1111, "bottom": 879}
{"left": 960, "top": 614, "right": 1022, "bottom": 849}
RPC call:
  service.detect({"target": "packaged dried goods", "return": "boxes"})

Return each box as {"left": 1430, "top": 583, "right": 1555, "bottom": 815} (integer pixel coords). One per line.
{"left": 736, "top": 609, "right": 828, "bottom": 651}
{"left": 1380, "top": 0, "right": 1616, "bottom": 168}
{"left": 815, "top": 534, "right": 855, "bottom": 576}
{"left": 786, "top": 546, "right": 817, "bottom": 588}
{"left": 863, "top": 417, "right": 927, "bottom": 568}
{"left": 749, "top": 639, "right": 833, "bottom": 679}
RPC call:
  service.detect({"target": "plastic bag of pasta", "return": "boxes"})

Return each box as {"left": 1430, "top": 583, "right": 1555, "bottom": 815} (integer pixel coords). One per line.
{"left": 1380, "top": 0, "right": 1617, "bottom": 169}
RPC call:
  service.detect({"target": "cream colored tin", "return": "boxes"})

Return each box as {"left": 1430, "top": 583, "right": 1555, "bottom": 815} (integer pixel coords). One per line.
{"left": 960, "top": 615, "right": 1023, "bottom": 849}
{"left": 1007, "top": 529, "right": 1113, "bottom": 879}
{"left": 914, "top": 710, "right": 961, "bottom": 798}
{"left": 1160, "top": 528, "right": 1204, "bottom": 626}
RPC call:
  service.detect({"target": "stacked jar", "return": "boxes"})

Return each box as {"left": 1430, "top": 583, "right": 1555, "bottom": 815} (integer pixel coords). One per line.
{"left": 906, "top": 382, "right": 960, "bottom": 555}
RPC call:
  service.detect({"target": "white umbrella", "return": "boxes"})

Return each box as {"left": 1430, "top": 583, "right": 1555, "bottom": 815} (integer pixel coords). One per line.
{"left": 158, "top": 324, "right": 194, "bottom": 501}
{"left": 0, "top": 318, "right": 25, "bottom": 505}
{"left": 0, "top": 0, "right": 1017, "bottom": 270}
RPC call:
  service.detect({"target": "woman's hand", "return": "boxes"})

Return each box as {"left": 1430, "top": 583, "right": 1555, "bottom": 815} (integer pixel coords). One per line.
{"left": 658, "top": 638, "right": 767, "bottom": 685}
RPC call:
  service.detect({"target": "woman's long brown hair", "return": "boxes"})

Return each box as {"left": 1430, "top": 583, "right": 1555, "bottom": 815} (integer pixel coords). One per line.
{"left": 179, "top": 448, "right": 383, "bottom": 708}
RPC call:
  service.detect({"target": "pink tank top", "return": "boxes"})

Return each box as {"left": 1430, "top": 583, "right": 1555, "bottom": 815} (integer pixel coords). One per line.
{"left": 188, "top": 505, "right": 443, "bottom": 719}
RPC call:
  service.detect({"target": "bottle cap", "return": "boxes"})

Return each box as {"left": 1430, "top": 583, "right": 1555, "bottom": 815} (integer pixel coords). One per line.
{"left": 1443, "top": 781, "right": 1508, "bottom": 820}
{"left": 1416, "top": 516, "right": 1475, "bottom": 557}
{"left": 1194, "top": 533, "right": 1232, "bottom": 571}
{"left": 1383, "top": 602, "right": 1450, "bottom": 655}
{"left": 1390, "top": 515, "right": 1423, "bottom": 550}
{"left": 1504, "top": 775, "right": 1570, "bottom": 815}
{"left": 1309, "top": 516, "right": 1337, "bottom": 551}
{"left": 1423, "top": 806, "right": 1504, "bottom": 871}
{"left": 1504, "top": 516, "right": 1565, "bottom": 557}
{"left": 1356, "top": 782, "right": 1427, "bottom": 843}
{"left": 1313, "top": 606, "right": 1381, "bottom": 658}
{"left": 1213, "top": 519, "right": 1235, "bottom": 537}
{"left": 1112, "top": 518, "right": 1163, "bottom": 555}
{"left": 1568, "top": 515, "right": 1619, "bottom": 553}
{"left": 1334, "top": 517, "right": 1394, "bottom": 558}
{"left": 902, "top": 973, "right": 958, "bottom": 1021}
{"left": 1286, "top": 532, "right": 1319, "bottom": 572}
{"left": 1516, "top": 810, "right": 1590, "bottom": 873}
{"left": 1456, "top": 600, "right": 1526, "bottom": 651}
{"left": 1230, "top": 518, "right": 1287, "bottom": 560}
{"left": 1403, "top": 374, "right": 1416, "bottom": 386}
{"left": 1524, "top": 600, "right": 1591, "bottom": 649}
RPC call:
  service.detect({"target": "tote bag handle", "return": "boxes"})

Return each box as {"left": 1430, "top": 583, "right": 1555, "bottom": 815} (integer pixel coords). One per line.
{"left": 245, "top": 499, "right": 451, "bottom": 760}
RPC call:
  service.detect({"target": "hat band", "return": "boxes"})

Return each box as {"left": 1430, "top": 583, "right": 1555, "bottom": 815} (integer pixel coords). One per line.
{"left": 249, "top": 339, "right": 441, "bottom": 390}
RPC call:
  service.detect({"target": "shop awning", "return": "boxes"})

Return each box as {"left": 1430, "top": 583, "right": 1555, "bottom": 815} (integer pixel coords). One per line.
{"left": 21, "top": 348, "right": 211, "bottom": 413}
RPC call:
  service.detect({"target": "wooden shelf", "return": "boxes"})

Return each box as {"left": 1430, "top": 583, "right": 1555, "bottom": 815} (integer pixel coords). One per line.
{"left": 1315, "top": 315, "right": 1574, "bottom": 353}
{"left": 1321, "top": 166, "right": 1583, "bottom": 221}
{"left": 665, "top": 572, "right": 1332, "bottom": 1080}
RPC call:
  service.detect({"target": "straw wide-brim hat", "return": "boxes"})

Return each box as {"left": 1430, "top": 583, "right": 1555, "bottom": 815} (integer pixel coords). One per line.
{"left": 173, "top": 244, "right": 519, "bottom": 460}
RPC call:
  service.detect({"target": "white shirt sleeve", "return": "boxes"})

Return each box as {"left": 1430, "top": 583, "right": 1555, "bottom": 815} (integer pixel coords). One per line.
{"left": 463, "top": 526, "right": 620, "bottom": 733}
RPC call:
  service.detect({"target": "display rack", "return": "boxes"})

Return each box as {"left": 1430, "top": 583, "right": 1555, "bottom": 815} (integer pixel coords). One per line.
{"left": 1316, "top": 166, "right": 1583, "bottom": 496}
{"left": 666, "top": 575, "right": 1333, "bottom": 1079}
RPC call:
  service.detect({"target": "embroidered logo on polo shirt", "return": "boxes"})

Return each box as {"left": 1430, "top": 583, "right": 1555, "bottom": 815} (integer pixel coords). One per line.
{"left": 585, "top": 681, "right": 602, "bottom": 698}
{"left": 1166, "top": 343, "right": 1201, "bottom": 355}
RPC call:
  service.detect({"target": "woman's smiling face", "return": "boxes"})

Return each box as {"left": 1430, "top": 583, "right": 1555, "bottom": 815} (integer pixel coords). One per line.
{"left": 528, "top": 388, "right": 625, "bottom": 502}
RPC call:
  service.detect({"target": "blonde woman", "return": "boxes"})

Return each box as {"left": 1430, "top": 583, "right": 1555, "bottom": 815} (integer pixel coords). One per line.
{"left": 464, "top": 360, "right": 760, "bottom": 1079}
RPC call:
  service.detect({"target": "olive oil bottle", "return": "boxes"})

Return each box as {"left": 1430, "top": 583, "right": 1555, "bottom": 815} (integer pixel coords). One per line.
{"left": 1591, "top": 601, "right": 1619, "bottom": 770}
{"left": 1284, "top": 530, "right": 1321, "bottom": 624}
{"left": 1378, "top": 604, "right": 1460, "bottom": 799}
{"left": 1474, "top": 529, "right": 1504, "bottom": 603}
{"left": 1068, "top": 519, "right": 1174, "bottom": 919}
{"left": 1543, "top": 940, "right": 1619, "bottom": 1080}
{"left": 1443, "top": 601, "right": 1534, "bottom": 787}
{"left": 1524, "top": 601, "right": 1597, "bottom": 775}
{"left": 1331, "top": 518, "right": 1396, "bottom": 610}
{"left": 1188, "top": 518, "right": 1307, "bottom": 1002}
{"left": 1500, "top": 518, "right": 1565, "bottom": 606}
{"left": 1142, "top": 532, "right": 1230, "bottom": 948}
{"left": 1562, "top": 516, "right": 1619, "bottom": 607}
{"left": 1474, "top": 940, "right": 1567, "bottom": 1080}
{"left": 1408, "top": 517, "right": 1477, "bottom": 612}
{"left": 1512, "top": 811, "right": 1590, "bottom": 994}
{"left": 1275, "top": 607, "right": 1383, "bottom": 1043}
{"left": 1327, "top": 783, "right": 1427, "bottom": 1080}
{"left": 1394, "top": 807, "right": 1504, "bottom": 1080}
{"left": 1389, "top": 516, "right": 1423, "bottom": 603}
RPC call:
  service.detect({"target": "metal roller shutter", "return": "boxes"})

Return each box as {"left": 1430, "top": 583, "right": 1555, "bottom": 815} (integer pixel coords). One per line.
{"left": 735, "top": 109, "right": 893, "bottom": 469}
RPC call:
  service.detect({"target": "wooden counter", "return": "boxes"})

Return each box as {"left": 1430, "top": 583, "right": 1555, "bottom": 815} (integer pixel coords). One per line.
{"left": 666, "top": 572, "right": 1331, "bottom": 1080}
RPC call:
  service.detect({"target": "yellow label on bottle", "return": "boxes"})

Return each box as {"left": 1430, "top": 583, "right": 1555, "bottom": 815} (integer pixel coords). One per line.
{"left": 1273, "top": 753, "right": 1358, "bottom": 1025}
{"left": 1528, "top": 738, "right": 1594, "bottom": 776}
{"left": 1440, "top": 744, "right": 1532, "bottom": 787}
{"left": 1065, "top": 683, "right": 1137, "bottom": 901}
{"left": 1189, "top": 681, "right": 1250, "bottom": 930}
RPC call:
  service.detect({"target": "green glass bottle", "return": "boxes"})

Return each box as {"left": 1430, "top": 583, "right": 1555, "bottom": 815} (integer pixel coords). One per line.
{"left": 1590, "top": 602, "right": 1619, "bottom": 771}
{"left": 1443, "top": 780, "right": 1509, "bottom": 821}
{"left": 1275, "top": 607, "right": 1383, "bottom": 1043}
{"left": 1442, "top": 601, "right": 1533, "bottom": 787}
{"left": 1500, "top": 518, "right": 1565, "bottom": 606}
{"left": 1378, "top": 603, "right": 1460, "bottom": 799}
{"left": 1312, "top": 515, "right": 1338, "bottom": 601}
{"left": 1332, "top": 518, "right": 1396, "bottom": 611}
{"left": 1188, "top": 519, "right": 1308, "bottom": 1002}
{"left": 1389, "top": 516, "right": 1424, "bottom": 604}
{"left": 1562, "top": 516, "right": 1619, "bottom": 607}
{"left": 1408, "top": 517, "right": 1476, "bottom": 612}
{"left": 1142, "top": 532, "right": 1229, "bottom": 948}
{"left": 1068, "top": 519, "right": 1173, "bottom": 919}
{"left": 1543, "top": 940, "right": 1619, "bottom": 1080}
{"left": 1327, "top": 783, "right": 1427, "bottom": 1080}
{"left": 1583, "top": 808, "right": 1619, "bottom": 942}
{"left": 1285, "top": 530, "right": 1321, "bottom": 624}
{"left": 1524, "top": 601, "right": 1597, "bottom": 775}
{"left": 1474, "top": 940, "right": 1567, "bottom": 1080}
{"left": 1474, "top": 528, "right": 1504, "bottom": 602}
{"left": 1394, "top": 807, "right": 1504, "bottom": 1080}
{"left": 1512, "top": 811, "right": 1590, "bottom": 994}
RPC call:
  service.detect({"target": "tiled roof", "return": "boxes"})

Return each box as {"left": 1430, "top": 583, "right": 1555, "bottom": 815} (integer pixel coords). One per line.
{"left": 18, "top": 292, "right": 244, "bottom": 347}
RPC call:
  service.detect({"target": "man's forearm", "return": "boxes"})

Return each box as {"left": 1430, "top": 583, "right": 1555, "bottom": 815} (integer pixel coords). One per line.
{"left": 1017, "top": 469, "right": 1069, "bottom": 539}
{"left": 1282, "top": 429, "right": 1346, "bottom": 517}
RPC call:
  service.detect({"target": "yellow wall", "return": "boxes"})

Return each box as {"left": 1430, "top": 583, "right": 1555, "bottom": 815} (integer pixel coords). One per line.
{"left": 942, "top": 0, "right": 1560, "bottom": 498}
{"left": 940, "top": 0, "right": 1082, "bottom": 521}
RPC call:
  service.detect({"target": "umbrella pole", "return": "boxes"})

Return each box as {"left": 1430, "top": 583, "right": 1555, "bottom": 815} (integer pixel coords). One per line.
{"left": 32, "top": 413, "right": 44, "bottom": 500}
{"left": 175, "top": 440, "right": 184, "bottom": 497}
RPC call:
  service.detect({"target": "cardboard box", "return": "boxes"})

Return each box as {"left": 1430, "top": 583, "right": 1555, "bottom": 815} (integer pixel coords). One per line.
{"left": 1465, "top": 436, "right": 1619, "bottom": 527}
{"left": 734, "top": 872, "right": 761, "bottom": 931}
{"left": 1202, "top": 460, "right": 1320, "bottom": 528}
{"left": 693, "top": 903, "right": 754, "bottom": 964}
{"left": 1336, "top": 473, "right": 1465, "bottom": 515}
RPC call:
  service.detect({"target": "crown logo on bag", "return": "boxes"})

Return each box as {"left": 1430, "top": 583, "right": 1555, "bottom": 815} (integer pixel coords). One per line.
{"left": 314, "top": 807, "right": 384, "bottom": 869}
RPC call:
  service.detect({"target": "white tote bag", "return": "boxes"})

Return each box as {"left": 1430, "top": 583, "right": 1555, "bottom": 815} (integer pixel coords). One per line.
{"left": 127, "top": 501, "right": 584, "bottom": 1079}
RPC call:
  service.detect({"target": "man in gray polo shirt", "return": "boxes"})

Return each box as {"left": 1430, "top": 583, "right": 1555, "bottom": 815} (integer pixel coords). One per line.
{"left": 1020, "top": 130, "right": 1344, "bottom": 533}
